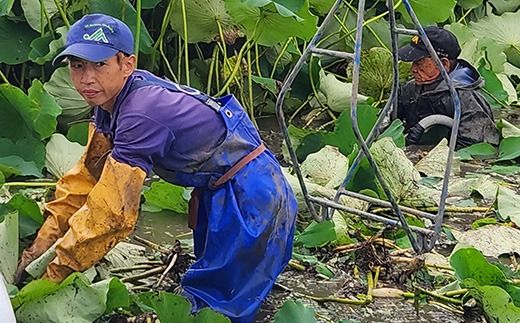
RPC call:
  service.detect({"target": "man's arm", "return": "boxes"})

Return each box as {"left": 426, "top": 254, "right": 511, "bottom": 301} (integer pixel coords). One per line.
{"left": 15, "top": 123, "right": 112, "bottom": 283}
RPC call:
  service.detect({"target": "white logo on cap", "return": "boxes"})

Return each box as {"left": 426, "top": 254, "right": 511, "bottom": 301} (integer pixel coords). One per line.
{"left": 83, "top": 27, "right": 109, "bottom": 43}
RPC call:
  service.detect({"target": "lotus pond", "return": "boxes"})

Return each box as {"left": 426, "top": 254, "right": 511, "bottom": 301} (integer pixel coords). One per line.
{"left": 2, "top": 0, "right": 520, "bottom": 322}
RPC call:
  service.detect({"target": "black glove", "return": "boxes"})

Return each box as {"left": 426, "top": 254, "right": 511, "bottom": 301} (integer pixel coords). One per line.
{"left": 406, "top": 124, "right": 425, "bottom": 145}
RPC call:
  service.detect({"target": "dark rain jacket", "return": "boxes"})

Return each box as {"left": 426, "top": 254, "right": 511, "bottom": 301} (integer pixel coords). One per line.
{"left": 397, "top": 59, "right": 499, "bottom": 148}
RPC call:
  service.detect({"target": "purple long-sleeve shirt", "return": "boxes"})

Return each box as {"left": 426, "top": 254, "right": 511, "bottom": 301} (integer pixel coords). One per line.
{"left": 95, "top": 70, "right": 226, "bottom": 174}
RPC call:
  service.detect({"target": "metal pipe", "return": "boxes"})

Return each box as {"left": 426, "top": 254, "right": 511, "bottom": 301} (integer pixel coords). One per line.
{"left": 339, "top": 189, "right": 437, "bottom": 220}
{"left": 310, "top": 47, "right": 355, "bottom": 59}
{"left": 309, "top": 196, "right": 434, "bottom": 236}
{"left": 401, "top": 0, "right": 461, "bottom": 251}
{"left": 348, "top": 0, "right": 423, "bottom": 252}
{"left": 394, "top": 27, "right": 419, "bottom": 35}
{"left": 275, "top": 0, "right": 346, "bottom": 221}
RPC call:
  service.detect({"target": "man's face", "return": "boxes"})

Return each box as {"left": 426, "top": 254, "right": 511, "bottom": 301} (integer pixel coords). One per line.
{"left": 411, "top": 56, "right": 441, "bottom": 85}
{"left": 69, "top": 53, "right": 135, "bottom": 111}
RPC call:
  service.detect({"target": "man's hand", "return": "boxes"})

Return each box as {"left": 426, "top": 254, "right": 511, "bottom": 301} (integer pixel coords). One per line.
{"left": 406, "top": 124, "right": 425, "bottom": 145}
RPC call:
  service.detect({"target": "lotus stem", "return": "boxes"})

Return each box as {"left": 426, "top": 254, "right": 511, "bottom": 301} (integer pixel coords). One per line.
{"left": 52, "top": 0, "right": 70, "bottom": 27}
{"left": 134, "top": 0, "right": 142, "bottom": 65}
{"left": 110, "top": 264, "right": 155, "bottom": 273}
{"left": 180, "top": 0, "right": 190, "bottom": 85}
{"left": 3, "top": 182, "right": 56, "bottom": 187}
{"left": 121, "top": 266, "right": 165, "bottom": 283}
{"left": 133, "top": 235, "right": 170, "bottom": 254}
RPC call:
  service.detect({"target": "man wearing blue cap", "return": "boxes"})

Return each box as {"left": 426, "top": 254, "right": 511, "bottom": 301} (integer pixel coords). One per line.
{"left": 397, "top": 26, "right": 499, "bottom": 147}
{"left": 15, "top": 13, "right": 297, "bottom": 323}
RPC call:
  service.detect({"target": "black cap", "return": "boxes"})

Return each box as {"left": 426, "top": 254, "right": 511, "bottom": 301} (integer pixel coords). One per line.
{"left": 398, "top": 26, "right": 461, "bottom": 62}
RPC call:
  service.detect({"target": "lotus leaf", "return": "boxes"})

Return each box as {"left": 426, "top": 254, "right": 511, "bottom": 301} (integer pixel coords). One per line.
{"left": 273, "top": 299, "right": 316, "bottom": 323}
{"left": 44, "top": 67, "right": 91, "bottom": 129}
{"left": 170, "top": 0, "right": 235, "bottom": 43}
{"left": 29, "top": 26, "right": 67, "bottom": 65}
{"left": 21, "top": 0, "right": 58, "bottom": 32}
{"left": 0, "top": 16, "right": 38, "bottom": 64}
{"left": 143, "top": 180, "right": 189, "bottom": 214}
{"left": 452, "top": 225, "right": 520, "bottom": 258}
{"left": 488, "top": 0, "right": 520, "bottom": 14}
{"left": 496, "top": 185, "right": 520, "bottom": 226}
{"left": 45, "top": 134, "right": 85, "bottom": 178}
{"left": 301, "top": 145, "right": 349, "bottom": 188}
{"left": 316, "top": 70, "right": 368, "bottom": 112}
{"left": 0, "top": 210, "right": 18, "bottom": 284}
{"left": 88, "top": 0, "right": 154, "bottom": 54}
{"left": 498, "top": 119, "right": 520, "bottom": 138}
{"left": 498, "top": 136, "right": 520, "bottom": 161}
{"left": 226, "top": 0, "right": 317, "bottom": 46}
{"left": 470, "top": 10, "right": 520, "bottom": 68}
{"left": 0, "top": 0, "right": 14, "bottom": 16}
{"left": 397, "top": 0, "right": 457, "bottom": 25}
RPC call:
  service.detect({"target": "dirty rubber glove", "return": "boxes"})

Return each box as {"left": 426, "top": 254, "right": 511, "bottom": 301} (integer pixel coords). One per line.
{"left": 406, "top": 124, "right": 425, "bottom": 145}
{"left": 15, "top": 123, "right": 112, "bottom": 284}
{"left": 43, "top": 155, "right": 146, "bottom": 283}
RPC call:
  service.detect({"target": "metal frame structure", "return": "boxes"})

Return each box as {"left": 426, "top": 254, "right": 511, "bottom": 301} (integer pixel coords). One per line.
{"left": 275, "top": 0, "right": 461, "bottom": 253}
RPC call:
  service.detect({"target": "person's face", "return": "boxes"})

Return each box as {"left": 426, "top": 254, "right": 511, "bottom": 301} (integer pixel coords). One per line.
{"left": 411, "top": 56, "right": 450, "bottom": 85}
{"left": 69, "top": 53, "right": 136, "bottom": 111}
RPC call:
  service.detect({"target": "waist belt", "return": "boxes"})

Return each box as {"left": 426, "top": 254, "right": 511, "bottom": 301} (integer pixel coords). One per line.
{"left": 188, "top": 143, "right": 267, "bottom": 229}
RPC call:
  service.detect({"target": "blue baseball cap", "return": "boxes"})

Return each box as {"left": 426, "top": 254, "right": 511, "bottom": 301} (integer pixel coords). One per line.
{"left": 53, "top": 13, "right": 135, "bottom": 65}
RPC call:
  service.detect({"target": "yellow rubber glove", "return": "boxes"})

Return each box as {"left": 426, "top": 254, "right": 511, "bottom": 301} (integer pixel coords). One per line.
{"left": 43, "top": 155, "right": 146, "bottom": 282}
{"left": 15, "top": 124, "right": 112, "bottom": 283}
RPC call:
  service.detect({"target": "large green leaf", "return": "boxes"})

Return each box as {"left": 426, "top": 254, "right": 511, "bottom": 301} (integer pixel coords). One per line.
{"left": 45, "top": 134, "right": 85, "bottom": 178}
{"left": 470, "top": 10, "right": 520, "bottom": 68}
{"left": 451, "top": 248, "right": 507, "bottom": 286}
{"left": 143, "top": 180, "right": 189, "bottom": 214}
{"left": 28, "top": 80, "right": 62, "bottom": 140}
{"left": 488, "top": 0, "right": 520, "bottom": 14}
{"left": 0, "top": 138, "right": 45, "bottom": 169}
{"left": 397, "top": 0, "right": 457, "bottom": 25}
{"left": 294, "top": 220, "right": 336, "bottom": 247}
{"left": 451, "top": 247, "right": 520, "bottom": 305}
{"left": 498, "top": 136, "right": 520, "bottom": 161}
{"left": 226, "top": 0, "right": 317, "bottom": 46}
{"left": 466, "top": 283, "right": 520, "bottom": 322}
{"left": 135, "top": 292, "right": 230, "bottom": 323}
{"left": 0, "top": 17, "right": 39, "bottom": 64}
{"left": 29, "top": 26, "right": 67, "bottom": 65}
{"left": 309, "top": 0, "right": 334, "bottom": 15}
{"left": 0, "top": 0, "right": 14, "bottom": 16}
{"left": 5, "top": 193, "right": 44, "bottom": 238}
{"left": 273, "top": 299, "right": 316, "bottom": 323}
{"left": 15, "top": 274, "right": 129, "bottom": 322}
{"left": 0, "top": 85, "right": 36, "bottom": 142}
{"left": 496, "top": 186, "right": 520, "bottom": 226}
{"left": 0, "top": 210, "right": 18, "bottom": 284}
{"left": 456, "top": 142, "right": 497, "bottom": 161}
{"left": 170, "top": 0, "right": 235, "bottom": 43}
{"left": 66, "top": 122, "right": 90, "bottom": 146}
{"left": 316, "top": 70, "right": 368, "bottom": 112}
{"left": 43, "top": 67, "right": 92, "bottom": 129}
{"left": 498, "top": 119, "right": 520, "bottom": 138}
{"left": 297, "top": 105, "right": 379, "bottom": 160}
{"left": 142, "top": 0, "right": 162, "bottom": 9}
{"left": 21, "top": 0, "right": 58, "bottom": 32}
{"left": 88, "top": 0, "right": 154, "bottom": 54}
{"left": 478, "top": 64, "right": 508, "bottom": 108}
{"left": 0, "top": 156, "right": 42, "bottom": 178}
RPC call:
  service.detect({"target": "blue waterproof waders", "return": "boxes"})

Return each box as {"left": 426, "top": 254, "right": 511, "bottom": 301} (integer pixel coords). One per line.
{"left": 130, "top": 74, "right": 298, "bottom": 322}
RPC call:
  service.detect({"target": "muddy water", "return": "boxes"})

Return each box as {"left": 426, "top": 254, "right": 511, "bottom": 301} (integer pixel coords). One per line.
{"left": 135, "top": 210, "right": 190, "bottom": 244}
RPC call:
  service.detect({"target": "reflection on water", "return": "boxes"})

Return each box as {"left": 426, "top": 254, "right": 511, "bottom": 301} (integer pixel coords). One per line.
{"left": 135, "top": 210, "right": 190, "bottom": 244}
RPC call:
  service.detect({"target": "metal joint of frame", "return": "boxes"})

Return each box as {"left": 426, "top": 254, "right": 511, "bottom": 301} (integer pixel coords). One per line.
{"left": 275, "top": 0, "right": 461, "bottom": 254}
